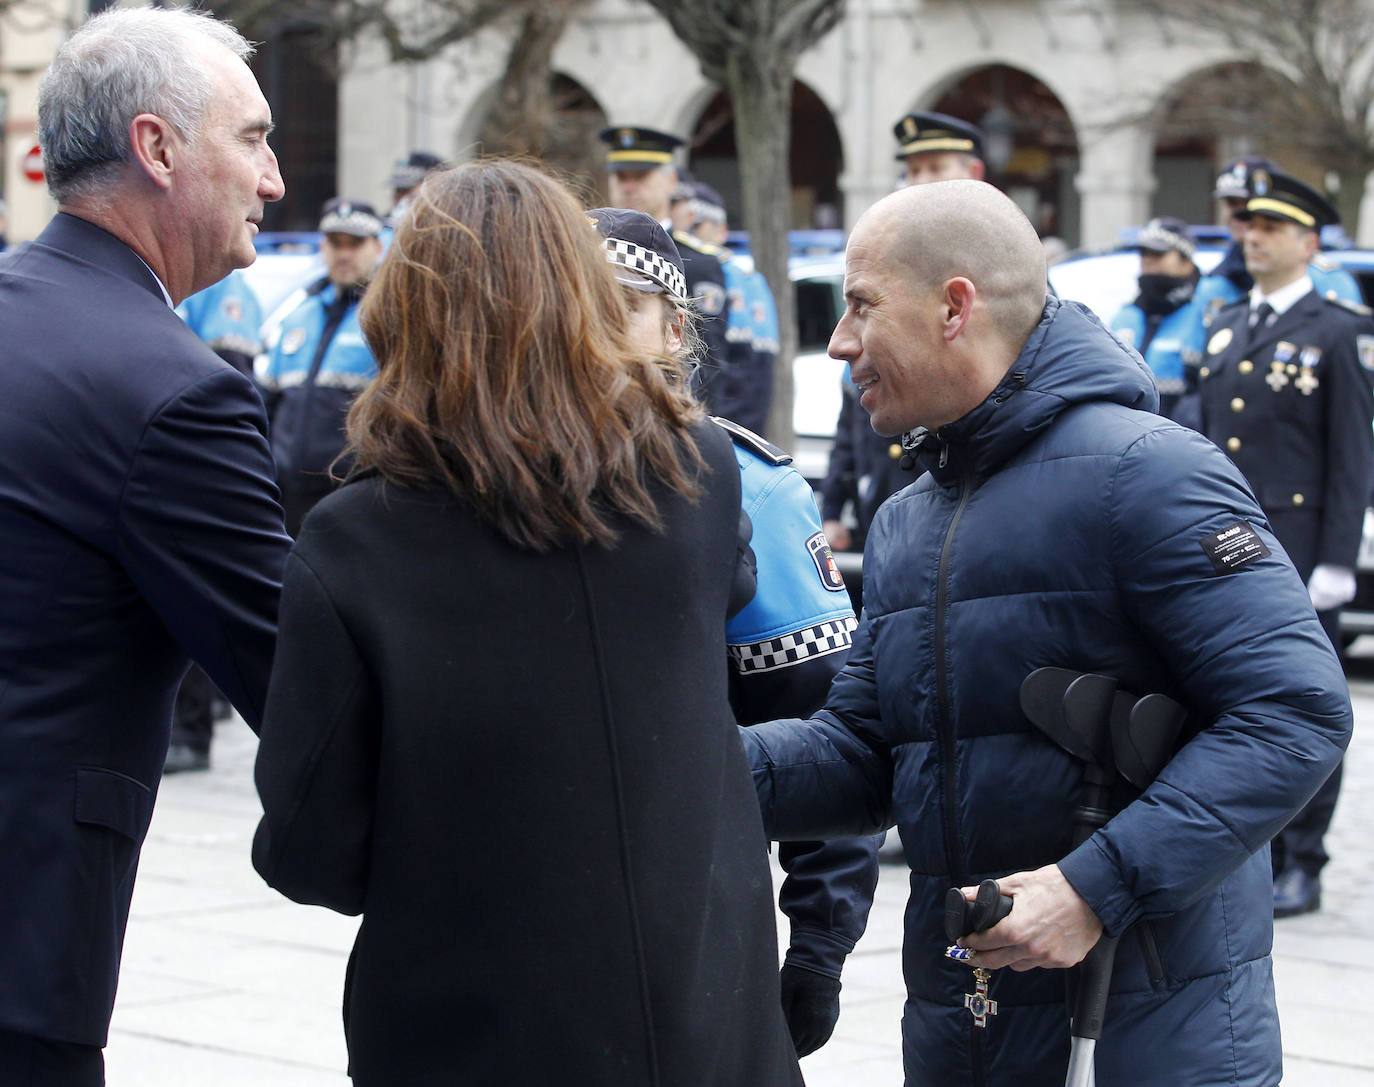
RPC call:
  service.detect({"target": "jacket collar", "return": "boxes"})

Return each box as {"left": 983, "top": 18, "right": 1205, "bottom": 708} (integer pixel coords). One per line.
{"left": 36, "top": 213, "right": 169, "bottom": 304}
{"left": 917, "top": 295, "right": 1160, "bottom": 487}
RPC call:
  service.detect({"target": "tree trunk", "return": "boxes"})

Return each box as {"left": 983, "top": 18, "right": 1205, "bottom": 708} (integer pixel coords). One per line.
{"left": 726, "top": 54, "right": 797, "bottom": 449}
{"left": 1334, "top": 166, "right": 1368, "bottom": 243}
{"left": 478, "top": 3, "right": 582, "bottom": 158}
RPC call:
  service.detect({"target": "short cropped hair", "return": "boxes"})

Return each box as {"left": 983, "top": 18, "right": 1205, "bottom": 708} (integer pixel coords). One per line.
{"left": 37, "top": 7, "right": 253, "bottom": 204}
{"left": 349, "top": 160, "right": 708, "bottom": 552}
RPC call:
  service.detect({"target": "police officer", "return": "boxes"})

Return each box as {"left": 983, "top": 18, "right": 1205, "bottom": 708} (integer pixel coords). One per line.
{"left": 176, "top": 268, "right": 263, "bottom": 377}
{"left": 820, "top": 112, "right": 988, "bottom": 553}
{"left": 679, "top": 180, "right": 777, "bottom": 436}
{"left": 588, "top": 205, "right": 876, "bottom": 1059}
{"left": 597, "top": 126, "right": 744, "bottom": 426}
{"left": 1181, "top": 156, "right": 1361, "bottom": 380}
{"left": 1197, "top": 169, "right": 1374, "bottom": 917}
{"left": 260, "top": 198, "right": 383, "bottom": 535}
{"left": 892, "top": 109, "right": 987, "bottom": 187}
{"left": 1110, "top": 217, "right": 1199, "bottom": 419}
{"left": 385, "top": 150, "right": 446, "bottom": 227}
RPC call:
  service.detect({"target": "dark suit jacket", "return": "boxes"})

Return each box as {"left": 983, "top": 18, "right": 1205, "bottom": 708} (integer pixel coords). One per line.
{"left": 0, "top": 213, "right": 290, "bottom": 1045}
{"left": 252, "top": 422, "right": 802, "bottom": 1087}
{"left": 1198, "top": 289, "right": 1374, "bottom": 580}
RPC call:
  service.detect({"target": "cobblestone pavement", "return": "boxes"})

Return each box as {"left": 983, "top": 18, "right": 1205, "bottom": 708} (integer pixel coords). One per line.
{"left": 105, "top": 656, "right": 1374, "bottom": 1085}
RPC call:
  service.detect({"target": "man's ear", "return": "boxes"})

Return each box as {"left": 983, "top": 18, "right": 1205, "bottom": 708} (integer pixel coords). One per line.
{"left": 967, "top": 158, "right": 987, "bottom": 182}
{"left": 128, "top": 113, "right": 177, "bottom": 190}
{"left": 943, "top": 276, "right": 976, "bottom": 340}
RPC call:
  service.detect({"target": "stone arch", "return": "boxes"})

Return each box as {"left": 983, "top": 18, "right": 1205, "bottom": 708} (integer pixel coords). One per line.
{"left": 678, "top": 78, "right": 845, "bottom": 230}
{"left": 912, "top": 63, "right": 1080, "bottom": 243}
{"left": 1149, "top": 60, "right": 1328, "bottom": 226}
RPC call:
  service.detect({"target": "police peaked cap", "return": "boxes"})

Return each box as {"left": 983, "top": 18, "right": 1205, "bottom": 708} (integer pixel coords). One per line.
{"left": 687, "top": 181, "right": 728, "bottom": 224}
{"left": 586, "top": 206, "right": 689, "bottom": 303}
{"left": 387, "top": 151, "right": 446, "bottom": 191}
{"left": 892, "top": 111, "right": 985, "bottom": 162}
{"left": 319, "top": 198, "right": 384, "bottom": 238}
{"left": 1135, "top": 217, "right": 1196, "bottom": 260}
{"left": 598, "top": 126, "right": 684, "bottom": 171}
{"left": 1239, "top": 169, "right": 1339, "bottom": 231}
{"left": 1212, "top": 156, "right": 1276, "bottom": 200}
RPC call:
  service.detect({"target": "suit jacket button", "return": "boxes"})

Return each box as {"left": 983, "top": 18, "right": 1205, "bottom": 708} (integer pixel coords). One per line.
{"left": 1293, "top": 493, "right": 1305, "bottom": 506}
{"left": 1227, "top": 437, "right": 1242, "bottom": 452}
{"left": 1199, "top": 366, "right": 1211, "bottom": 379}
{"left": 888, "top": 443, "right": 902, "bottom": 460}
{"left": 1231, "top": 397, "right": 1245, "bottom": 412}
{"left": 1238, "top": 360, "right": 1254, "bottom": 374}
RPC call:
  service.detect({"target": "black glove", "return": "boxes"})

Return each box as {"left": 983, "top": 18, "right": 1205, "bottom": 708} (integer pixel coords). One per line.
{"left": 779, "top": 963, "right": 842, "bottom": 1058}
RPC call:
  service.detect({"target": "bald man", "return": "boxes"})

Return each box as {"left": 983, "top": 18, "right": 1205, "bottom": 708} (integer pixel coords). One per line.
{"left": 740, "top": 180, "right": 1350, "bottom": 1085}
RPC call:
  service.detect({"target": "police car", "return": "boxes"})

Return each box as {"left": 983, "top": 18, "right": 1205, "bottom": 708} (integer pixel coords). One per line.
{"left": 1051, "top": 238, "right": 1374, "bottom": 649}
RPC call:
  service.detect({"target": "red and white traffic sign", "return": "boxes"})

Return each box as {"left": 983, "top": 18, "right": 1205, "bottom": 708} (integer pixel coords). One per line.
{"left": 21, "top": 143, "right": 44, "bottom": 183}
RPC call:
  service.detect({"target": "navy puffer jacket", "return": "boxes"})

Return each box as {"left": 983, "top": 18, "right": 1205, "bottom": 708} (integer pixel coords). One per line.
{"left": 744, "top": 297, "right": 1351, "bottom": 1086}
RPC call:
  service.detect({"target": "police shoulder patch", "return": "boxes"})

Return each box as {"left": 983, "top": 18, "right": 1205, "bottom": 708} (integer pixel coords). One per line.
{"left": 281, "top": 326, "right": 309, "bottom": 355}
{"left": 806, "top": 531, "right": 847, "bottom": 592}
{"left": 1358, "top": 334, "right": 1374, "bottom": 371}
{"left": 695, "top": 280, "right": 727, "bottom": 316}
{"left": 712, "top": 416, "right": 791, "bottom": 465}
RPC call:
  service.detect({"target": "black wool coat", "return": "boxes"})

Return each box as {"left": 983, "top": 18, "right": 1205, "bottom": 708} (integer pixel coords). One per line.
{"left": 253, "top": 420, "right": 802, "bottom": 1087}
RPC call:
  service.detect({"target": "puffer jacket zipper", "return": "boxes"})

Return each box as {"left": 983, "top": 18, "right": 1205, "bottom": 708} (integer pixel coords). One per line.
{"left": 932, "top": 445, "right": 987, "bottom": 1085}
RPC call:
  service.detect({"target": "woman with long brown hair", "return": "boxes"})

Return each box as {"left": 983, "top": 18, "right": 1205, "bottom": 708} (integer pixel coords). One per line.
{"left": 250, "top": 160, "right": 801, "bottom": 1086}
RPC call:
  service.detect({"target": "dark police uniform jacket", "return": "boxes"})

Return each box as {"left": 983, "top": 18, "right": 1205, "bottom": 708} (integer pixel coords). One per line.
{"left": 820, "top": 378, "right": 917, "bottom": 547}
{"left": 675, "top": 230, "right": 768, "bottom": 431}
{"left": 1197, "top": 288, "right": 1374, "bottom": 580}
{"left": 0, "top": 214, "right": 290, "bottom": 1046}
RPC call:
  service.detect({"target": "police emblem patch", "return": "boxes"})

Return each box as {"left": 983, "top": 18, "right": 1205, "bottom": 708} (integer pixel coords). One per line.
{"left": 1207, "top": 327, "right": 1233, "bottom": 355}
{"left": 695, "top": 280, "right": 727, "bottom": 316}
{"left": 806, "top": 532, "right": 847, "bottom": 592}
{"left": 281, "top": 327, "right": 308, "bottom": 355}
{"left": 1359, "top": 335, "right": 1374, "bottom": 371}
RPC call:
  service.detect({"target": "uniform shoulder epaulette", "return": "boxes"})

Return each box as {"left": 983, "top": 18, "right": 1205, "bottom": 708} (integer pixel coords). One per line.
{"left": 673, "top": 229, "right": 724, "bottom": 258}
{"left": 712, "top": 416, "right": 792, "bottom": 466}
{"left": 1323, "top": 293, "right": 1372, "bottom": 316}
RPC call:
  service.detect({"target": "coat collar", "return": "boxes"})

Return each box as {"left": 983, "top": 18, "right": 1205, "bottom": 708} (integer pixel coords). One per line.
{"left": 916, "top": 295, "right": 1160, "bottom": 487}
{"left": 35, "top": 213, "right": 169, "bottom": 304}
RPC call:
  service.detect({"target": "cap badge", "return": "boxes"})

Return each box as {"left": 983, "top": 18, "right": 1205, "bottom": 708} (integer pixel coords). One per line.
{"left": 618, "top": 129, "right": 636, "bottom": 149}
{"left": 903, "top": 117, "right": 918, "bottom": 139}
{"left": 1251, "top": 169, "right": 1271, "bottom": 197}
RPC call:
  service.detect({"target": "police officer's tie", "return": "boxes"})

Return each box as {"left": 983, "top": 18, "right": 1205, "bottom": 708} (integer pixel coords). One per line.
{"left": 1249, "top": 301, "right": 1274, "bottom": 329}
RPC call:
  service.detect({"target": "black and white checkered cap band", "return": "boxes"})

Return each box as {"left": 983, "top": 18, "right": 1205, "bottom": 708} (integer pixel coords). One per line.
{"left": 603, "top": 237, "right": 687, "bottom": 303}
{"left": 729, "top": 616, "right": 857, "bottom": 674}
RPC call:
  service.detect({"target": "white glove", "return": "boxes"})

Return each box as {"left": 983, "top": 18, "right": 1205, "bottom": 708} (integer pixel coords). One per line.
{"left": 1307, "top": 564, "right": 1357, "bottom": 612}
